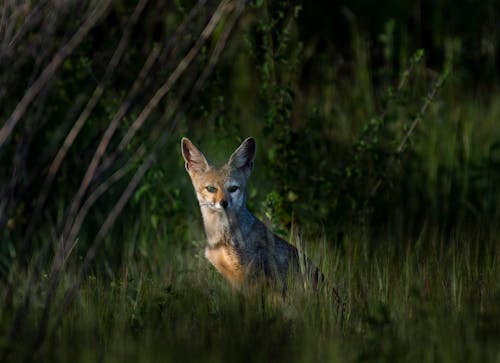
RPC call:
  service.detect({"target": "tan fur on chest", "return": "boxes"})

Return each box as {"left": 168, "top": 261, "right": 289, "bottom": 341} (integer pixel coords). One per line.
{"left": 205, "top": 245, "right": 244, "bottom": 287}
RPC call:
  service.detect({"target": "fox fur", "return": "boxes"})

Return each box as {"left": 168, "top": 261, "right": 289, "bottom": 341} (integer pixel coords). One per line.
{"left": 181, "top": 137, "right": 320, "bottom": 292}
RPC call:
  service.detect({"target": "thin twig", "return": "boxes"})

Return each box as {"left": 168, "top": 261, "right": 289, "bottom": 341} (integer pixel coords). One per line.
{"left": 396, "top": 73, "right": 448, "bottom": 153}
{"left": 96, "top": 0, "right": 210, "bottom": 176}
{"left": 370, "top": 70, "right": 449, "bottom": 196}
{"left": 7, "top": 0, "right": 49, "bottom": 49}
{"left": 152, "top": 0, "right": 244, "bottom": 135}
{"left": 0, "top": 0, "right": 111, "bottom": 150}
{"left": 23, "top": 0, "right": 150, "bottom": 256}
{"left": 192, "top": 0, "right": 244, "bottom": 94}
{"left": 66, "top": 145, "right": 147, "bottom": 252}
{"left": 61, "top": 0, "right": 232, "bottom": 242}
{"left": 60, "top": 0, "right": 214, "bottom": 241}
{"left": 116, "top": 0, "right": 234, "bottom": 153}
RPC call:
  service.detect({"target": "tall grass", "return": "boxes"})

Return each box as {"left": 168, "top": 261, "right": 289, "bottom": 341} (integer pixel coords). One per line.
{"left": 2, "top": 222, "right": 499, "bottom": 362}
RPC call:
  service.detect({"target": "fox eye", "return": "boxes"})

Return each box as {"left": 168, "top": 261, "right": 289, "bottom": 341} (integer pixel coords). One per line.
{"left": 228, "top": 185, "right": 239, "bottom": 193}
{"left": 205, "top": 186, "right": 217, "bottom": 193}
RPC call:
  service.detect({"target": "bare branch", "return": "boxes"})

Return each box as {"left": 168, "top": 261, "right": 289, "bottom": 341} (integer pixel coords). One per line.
{"left": 0, "top": 0, "right": 111, "bottom": 149}
{"left": 370, "top": 70, "right": 449, "bottom": 197}
{"left": 61, "top": 0, "right": 232, "bottom": 244}
{"left": 116, "top": 0, "right": 234, "bottom": 153}
{"left": 22, "top": 0, "right": 150, "bottom": 251}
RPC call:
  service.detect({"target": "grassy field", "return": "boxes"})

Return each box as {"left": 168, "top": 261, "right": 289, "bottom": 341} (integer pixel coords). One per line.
{"left": 2, "top": 221, "right": 499, "bottom": 362}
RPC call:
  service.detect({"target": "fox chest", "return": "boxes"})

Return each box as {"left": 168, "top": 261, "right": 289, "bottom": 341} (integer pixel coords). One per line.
{"left": 204, "top": 245, "right": 245, "bottom": 287}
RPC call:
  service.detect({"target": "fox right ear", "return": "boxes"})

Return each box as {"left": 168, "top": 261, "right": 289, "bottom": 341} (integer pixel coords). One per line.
{"left": 228, "top": 137, "right": 256, "bottom": 176}
{"left": 181, "top": 138, "right": 209, "bottom": 173}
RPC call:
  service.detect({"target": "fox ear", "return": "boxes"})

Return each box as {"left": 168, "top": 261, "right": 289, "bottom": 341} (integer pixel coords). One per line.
{"left": 229, "top": 137, "right": 255, "bottom": 175}
{"left": 181, "top": 138, "right": 209, "bottom": 173}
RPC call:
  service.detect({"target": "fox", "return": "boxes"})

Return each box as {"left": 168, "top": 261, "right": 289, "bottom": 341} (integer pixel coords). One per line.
{"left": 181, "top": 137, "right": 321, "bottom": 293}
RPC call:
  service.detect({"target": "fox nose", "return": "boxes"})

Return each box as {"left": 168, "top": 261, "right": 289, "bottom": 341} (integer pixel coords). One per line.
{"left": 220, "top": 200, "right": 228, "bottom": 209}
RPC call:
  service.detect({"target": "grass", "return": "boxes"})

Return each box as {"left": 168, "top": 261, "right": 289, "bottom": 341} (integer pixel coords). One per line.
{"left": 3, "top": 223, "right": 499, "bottom": 362}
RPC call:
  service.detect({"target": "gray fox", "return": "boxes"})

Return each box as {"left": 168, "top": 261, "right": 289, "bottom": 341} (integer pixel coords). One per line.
{"left": 181, "top": 137, "right": 321, "bottom": 292}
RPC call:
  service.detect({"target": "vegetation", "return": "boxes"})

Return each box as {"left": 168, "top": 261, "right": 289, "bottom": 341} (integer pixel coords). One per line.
{"left": 1, "top": 0, "right": 499, "bottom": 362}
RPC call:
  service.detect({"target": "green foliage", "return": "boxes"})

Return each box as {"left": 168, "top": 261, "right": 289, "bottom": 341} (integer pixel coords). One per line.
{"left": 246, "top": 0, "right": 304, "bottom": 228}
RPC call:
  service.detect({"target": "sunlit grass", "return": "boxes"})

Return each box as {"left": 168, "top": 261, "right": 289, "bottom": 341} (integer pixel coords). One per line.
{"left": 3, "top": 223, "right": 499, "bottom": 362}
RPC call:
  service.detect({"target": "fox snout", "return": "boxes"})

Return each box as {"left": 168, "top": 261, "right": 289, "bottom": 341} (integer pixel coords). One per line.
{"left": 212, "top": 188, "right": 230, "bottom": 210}
{"left": 195, "top": 188, "right": 233, "bottom": 211}
{"left": 213, "top": 195, "right": 231, "bottom": 211}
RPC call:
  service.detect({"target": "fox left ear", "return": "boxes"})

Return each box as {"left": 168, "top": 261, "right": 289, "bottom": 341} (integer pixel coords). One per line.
{"left": 181, "top": 137, "right": 210, "bottom": 173}
{"left": 229, "top": 137, "right": 256, "bottom": 175}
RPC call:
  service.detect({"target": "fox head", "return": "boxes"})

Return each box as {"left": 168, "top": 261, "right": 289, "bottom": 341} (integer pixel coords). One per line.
{"left": 181, "top": 137, "right": 256, "bottom": 213}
